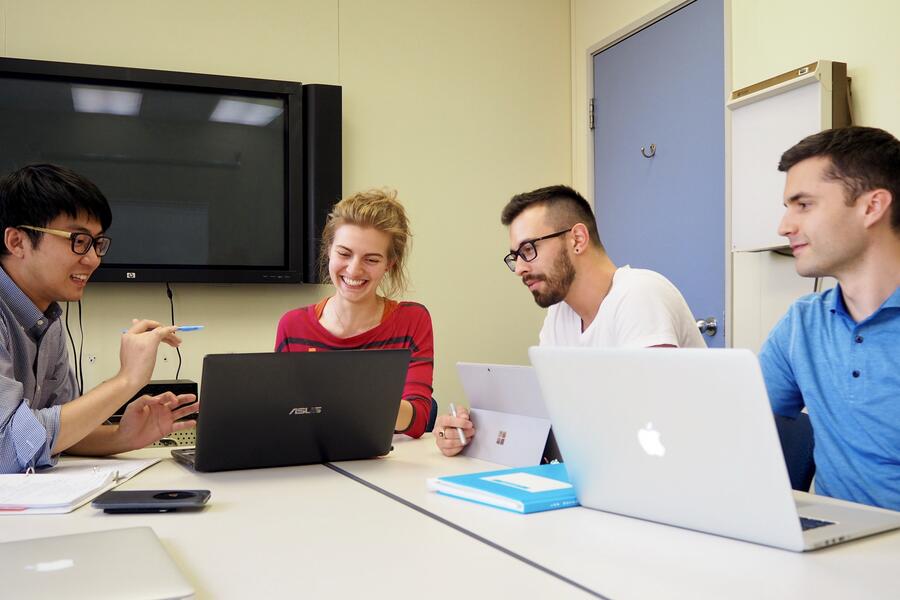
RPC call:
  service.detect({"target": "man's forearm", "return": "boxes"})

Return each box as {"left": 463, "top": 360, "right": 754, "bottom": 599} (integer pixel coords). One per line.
{"left": 65, "top": 423, "right": 130, "bottom": 456}
{"left": 52, "top": 375, "right": 138, "bottom": 454}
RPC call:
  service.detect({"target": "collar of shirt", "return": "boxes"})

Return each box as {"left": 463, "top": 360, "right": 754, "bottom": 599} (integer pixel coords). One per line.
{"left": 0, "top": 266, "right": 62, "bottom": 339}
{"left": 825, "top": 283, "right": 900, "bottom": 324}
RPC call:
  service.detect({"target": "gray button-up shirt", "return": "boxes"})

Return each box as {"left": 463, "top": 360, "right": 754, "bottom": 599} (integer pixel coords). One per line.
{"left": 0, "top": 266, "right": 78, "bottom": 472}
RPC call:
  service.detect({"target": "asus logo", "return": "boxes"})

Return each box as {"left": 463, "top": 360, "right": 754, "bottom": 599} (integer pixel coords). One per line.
{"left": 288, "top": 407, "right": 323, "bottom": 415}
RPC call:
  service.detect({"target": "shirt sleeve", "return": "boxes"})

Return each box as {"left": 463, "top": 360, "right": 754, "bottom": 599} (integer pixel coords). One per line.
{"left": 274, "top": 312, "right": 289, "bottom": 352}
{"left": 0, "top": 346, "right": 61, "bottom": 473}
{"left": 397, "top": 305, "right": 434, "bottom": 439}
{"left": 612, "top": 280, "right": 685, "bottom": 348}
{"left": 758, "top": 312, "right": 805, "bottom": 418}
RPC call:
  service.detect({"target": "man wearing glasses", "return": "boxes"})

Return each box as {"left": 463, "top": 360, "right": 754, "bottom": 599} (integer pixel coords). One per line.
{"left": 435, "top": 184, "right": 704, "bottom": 456}
{"left": 0, "top": 164, "right": 197, "bottom": 473}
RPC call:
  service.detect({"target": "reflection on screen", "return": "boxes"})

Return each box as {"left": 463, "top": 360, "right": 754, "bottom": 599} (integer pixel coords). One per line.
{"left": 0, "top": 78, "right": 287, "bottom": 269}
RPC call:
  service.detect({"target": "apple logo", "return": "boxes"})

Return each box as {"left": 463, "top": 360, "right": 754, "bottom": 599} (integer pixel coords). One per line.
{"left": 24, "top": 558, "right": 75, "bottom": 572}
{"left": 637, "top": 422, "right": 666, "bottom": 457}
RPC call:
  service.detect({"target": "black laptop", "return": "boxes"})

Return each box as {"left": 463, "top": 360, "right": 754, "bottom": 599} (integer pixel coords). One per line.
{"left": 172, "top": 349, "right": 410, "bottom": 472}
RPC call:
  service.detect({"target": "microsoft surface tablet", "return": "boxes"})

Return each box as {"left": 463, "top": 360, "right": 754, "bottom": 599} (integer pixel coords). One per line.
{"left": 456, "top": 362, "right": 555, "bottom": 467}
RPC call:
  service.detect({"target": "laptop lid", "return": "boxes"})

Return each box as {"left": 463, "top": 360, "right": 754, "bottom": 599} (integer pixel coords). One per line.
{"left": 530, "top": 347, "right": 900, "bottom": 551}
{"left": 0, "top": 527, "right": 193, "bottom": 600}
{"left": 456, "top": 363, "right": 552, "bottom": 467}
{"left": 189, "top": 349, "right": 410, "bottom": 472}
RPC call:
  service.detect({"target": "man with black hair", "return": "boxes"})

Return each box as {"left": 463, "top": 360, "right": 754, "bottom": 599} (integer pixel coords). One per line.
{"left": 760, "top": 126, "right": 900, "bottom": 510}
{"left": 435, "top": 184, "right": 704, "bottom": 456}
{"left": 0, "top": 164, "right": 197, "bottom": 473}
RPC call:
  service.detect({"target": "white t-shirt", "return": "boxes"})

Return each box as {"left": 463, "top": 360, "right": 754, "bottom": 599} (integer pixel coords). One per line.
{"left": 538, "top": 266, "right": 707, "bottom": 349}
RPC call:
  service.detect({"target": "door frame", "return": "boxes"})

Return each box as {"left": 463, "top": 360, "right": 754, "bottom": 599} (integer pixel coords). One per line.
{"left": 580, "top": 0, "right": 734, "bottom": 346}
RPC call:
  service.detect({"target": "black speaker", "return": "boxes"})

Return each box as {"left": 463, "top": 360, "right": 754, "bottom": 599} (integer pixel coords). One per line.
{"left": 302, "top": 84, "right": 342, "bottom": 283}
{"left": 111, "top": 379, "right": 199, "bottom": 421}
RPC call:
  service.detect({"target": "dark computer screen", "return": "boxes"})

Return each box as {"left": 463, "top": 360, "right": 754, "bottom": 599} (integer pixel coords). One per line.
{"left": 0, "top": 58, "right": 303, "bottom": 283}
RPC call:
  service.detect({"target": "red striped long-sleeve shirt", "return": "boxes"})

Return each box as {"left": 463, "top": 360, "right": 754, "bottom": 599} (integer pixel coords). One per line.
{"left": 274, "top": 298, "right": 434, "bottom": 438}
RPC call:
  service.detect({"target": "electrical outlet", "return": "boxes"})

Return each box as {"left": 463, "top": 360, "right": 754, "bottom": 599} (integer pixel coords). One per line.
{"left": 87, "top": 355, "right": 96, "bottom": 364}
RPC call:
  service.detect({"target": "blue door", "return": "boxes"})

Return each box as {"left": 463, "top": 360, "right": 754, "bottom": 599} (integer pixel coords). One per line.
{"left": 593, "top": 0, "right": 725, "bottom": 346}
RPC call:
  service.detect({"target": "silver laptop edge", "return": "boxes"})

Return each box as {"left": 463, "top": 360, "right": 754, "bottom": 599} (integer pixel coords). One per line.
{"left": 529, "top": 347, "right": 900, "bottom": 552}
{"left": 0, "top": 527, "right": 194, "bottom": 599}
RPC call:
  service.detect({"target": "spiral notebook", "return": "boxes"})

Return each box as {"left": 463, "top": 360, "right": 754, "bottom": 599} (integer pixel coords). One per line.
{"left": 0, "top": 457, "right": 159, "bottom": 514}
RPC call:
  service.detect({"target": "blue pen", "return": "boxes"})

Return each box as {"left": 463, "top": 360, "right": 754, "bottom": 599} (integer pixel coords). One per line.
{"left": 121, "top": 325, "right": 205, "bottom": 333}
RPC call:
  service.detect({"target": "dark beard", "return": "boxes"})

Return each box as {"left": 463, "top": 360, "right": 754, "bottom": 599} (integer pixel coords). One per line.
{"left": 527, "top": 251, "right": 575, "bottom": 308}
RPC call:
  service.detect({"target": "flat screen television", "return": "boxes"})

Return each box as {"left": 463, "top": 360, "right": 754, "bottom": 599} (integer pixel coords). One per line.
{"left": 0, "top": 57, "right": 303, "bottom": 283}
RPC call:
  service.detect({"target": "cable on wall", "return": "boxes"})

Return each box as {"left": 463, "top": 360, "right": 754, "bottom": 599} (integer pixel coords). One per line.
{"left": 63, "top": 301, "right": 85, "bottom": 395}
{"left": 77, "top": 300, "right": 84, "bottom": 392}
{"left": 166, "top": 282, "right": 183, "bottom": 379}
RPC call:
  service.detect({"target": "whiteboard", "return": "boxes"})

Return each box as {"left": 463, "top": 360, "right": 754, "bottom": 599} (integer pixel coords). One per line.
{"left": 730, "top": 78, "right": 824, "bottom": 251}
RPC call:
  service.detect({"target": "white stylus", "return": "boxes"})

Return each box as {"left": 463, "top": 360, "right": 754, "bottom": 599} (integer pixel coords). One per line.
{"left": 448, "top": 402, "right": 467, "bottom": 445}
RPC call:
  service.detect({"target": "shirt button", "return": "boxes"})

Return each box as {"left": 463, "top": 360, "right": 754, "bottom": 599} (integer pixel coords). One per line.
{"left": 855, "top": 335, "right": 864, "bottom": 343}
{"left": 852, "top": 370, "right": 861, "bottom": 378}
{"left": 37, "top": 320, "right": 44, "bottom": 326}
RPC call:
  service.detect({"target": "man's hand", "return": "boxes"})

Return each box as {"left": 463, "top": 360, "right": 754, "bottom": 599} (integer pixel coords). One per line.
{"left": 118, "top": 319, "right": 181, "bottom": 391}
{"left": 115, "top": 392, "right": 198, "bottom": 451}
{"left": 434, "top": 407, "right": 475, "bottom": 457}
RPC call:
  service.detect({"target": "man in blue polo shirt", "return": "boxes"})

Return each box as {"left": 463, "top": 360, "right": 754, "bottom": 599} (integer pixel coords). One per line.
{"left": 759, "top": 126, "right": 900, "bottom": 510}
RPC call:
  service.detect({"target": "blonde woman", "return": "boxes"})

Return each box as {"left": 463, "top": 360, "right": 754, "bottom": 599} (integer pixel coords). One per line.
{"left": 274, "top": 189, "right": 433, "bottom": 437}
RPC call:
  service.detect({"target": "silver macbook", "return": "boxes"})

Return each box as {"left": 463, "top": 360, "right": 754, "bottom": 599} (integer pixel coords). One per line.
{"left": 456, "top": 363, "right": 553, "bottom": 467}
{"left": 0, "top": 527, "right": 194, "bottom": 599}
{"left": 529, "top": 347, "right": 900, "bottom": 552}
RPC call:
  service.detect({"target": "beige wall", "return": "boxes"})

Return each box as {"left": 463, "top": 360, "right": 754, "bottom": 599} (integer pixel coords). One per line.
{"left": 8, "top": 0, "right": 895, "bottom": 404}
{"left": 732, "top": 0, "right": 900, "bottom": 134}
{"left": 0, "top": 0, "right": 571, "bottom": 408}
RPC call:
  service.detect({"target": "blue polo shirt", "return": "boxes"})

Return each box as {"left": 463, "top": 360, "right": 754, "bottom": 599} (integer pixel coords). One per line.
{"left": 759, "top": 285, "right": 900, "bottom": 510}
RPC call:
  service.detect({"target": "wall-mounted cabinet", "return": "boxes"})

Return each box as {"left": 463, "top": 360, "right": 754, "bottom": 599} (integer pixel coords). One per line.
{"left": 728, "top": 60, "right": 850, "bottom": 252}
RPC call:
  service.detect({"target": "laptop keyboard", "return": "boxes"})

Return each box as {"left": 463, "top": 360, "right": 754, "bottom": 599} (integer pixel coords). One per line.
{"left": 170, "top": 448, "right": 196, "bottom": 466}
{"left": 800, "top": 516, "right": 834, "bottom": 530}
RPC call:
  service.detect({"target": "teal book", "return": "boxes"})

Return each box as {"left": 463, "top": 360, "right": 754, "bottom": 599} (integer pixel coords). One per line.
{"left": 426, "top": 463, "right": 578, "bottom": 514}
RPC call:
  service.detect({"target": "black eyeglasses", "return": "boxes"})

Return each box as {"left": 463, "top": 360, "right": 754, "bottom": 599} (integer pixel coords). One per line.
{"left": 18, "top": 225, "right": 112, "bottom": 257}
{"left": 503, "top": 228, "right": 570, "bottom": 272}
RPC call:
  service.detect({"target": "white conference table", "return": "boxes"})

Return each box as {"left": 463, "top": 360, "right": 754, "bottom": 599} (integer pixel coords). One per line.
{"left": 0, "top": 448, "right": 594, "bottom": 599}
{"left": 334, "top": 434, "right": 900, "bottom": 600}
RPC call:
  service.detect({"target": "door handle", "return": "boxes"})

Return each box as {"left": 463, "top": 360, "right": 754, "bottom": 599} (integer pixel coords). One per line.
{"left": 696, "top": 317, "right": 718, "bottom": 337}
